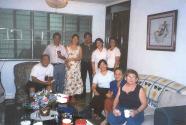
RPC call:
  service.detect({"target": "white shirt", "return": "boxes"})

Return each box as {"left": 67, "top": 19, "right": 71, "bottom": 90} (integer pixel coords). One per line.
{"left": 107, "top": 47, "right": 121, "bottom": 68}
{"left": 93, "top": 71, "right": 114, "bottom": 88}
{"left": 30, "top": 63, "right": 54, "bottom": 82}
{"left": 43, "top": 43, "right": 68, "bottom": 64}
{"left": 91, "top": 48, "right": 107, "bottom": 72}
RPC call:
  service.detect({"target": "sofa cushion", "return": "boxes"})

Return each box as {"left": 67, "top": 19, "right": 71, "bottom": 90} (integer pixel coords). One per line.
{"left": 158, "top": 90, "right": 186, "bottom": 107}
{"left": 142, "top": 114, "right": 154, "bottom": 125}
{"left": 144, "top": 106, "right": 154, "bottom": 116}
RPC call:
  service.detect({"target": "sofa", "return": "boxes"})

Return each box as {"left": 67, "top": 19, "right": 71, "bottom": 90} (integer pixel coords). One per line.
{"left": 138, "top": 74, "right": 186, "bottom": 125}
{"left": 14, "top": 62, "right": 38, "bottom": 103}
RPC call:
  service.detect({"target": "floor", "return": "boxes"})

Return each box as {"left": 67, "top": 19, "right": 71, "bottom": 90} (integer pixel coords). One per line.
{"left": 0, "top": 93, "right": 103, "bottom": 125}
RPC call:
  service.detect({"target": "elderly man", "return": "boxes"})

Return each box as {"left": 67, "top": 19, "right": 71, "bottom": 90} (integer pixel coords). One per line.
{"left": 43, "top": 32, "right": 68, "bottom": 93}
{"left": 27, "top": 54, "right": 54, "bottom": 97}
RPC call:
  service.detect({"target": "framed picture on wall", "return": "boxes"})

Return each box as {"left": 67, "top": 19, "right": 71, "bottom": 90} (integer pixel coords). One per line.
{"left": 147, "top": 10, "right": 178, "bottom": 51}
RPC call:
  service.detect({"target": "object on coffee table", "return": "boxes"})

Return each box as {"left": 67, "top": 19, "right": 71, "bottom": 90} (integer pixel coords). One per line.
{"left": 75, "top": 119, "right": 86, "bottom": 125}
{"left": 62, "top": 118, "right": 72, "bottom": 125}
{"left": 40, "top": 106, "right": 50, "bottom": 116}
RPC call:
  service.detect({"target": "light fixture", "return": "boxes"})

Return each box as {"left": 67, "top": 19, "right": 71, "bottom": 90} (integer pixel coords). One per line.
{"left": 45, "top": 0, "right": 69, "bottom": 8}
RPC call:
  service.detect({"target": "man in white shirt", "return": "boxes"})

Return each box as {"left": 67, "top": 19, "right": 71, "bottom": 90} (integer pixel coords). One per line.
{"left": 27, "top": 54, "right": 54, "bottom": 96}
{"left": 43, "top": 32, "right": 68, "bottom": 93}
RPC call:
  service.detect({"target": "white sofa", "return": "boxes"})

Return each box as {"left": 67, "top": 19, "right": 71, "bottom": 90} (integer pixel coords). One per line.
{"left": 138, "top": 74, "right": 186, "bottom": 125}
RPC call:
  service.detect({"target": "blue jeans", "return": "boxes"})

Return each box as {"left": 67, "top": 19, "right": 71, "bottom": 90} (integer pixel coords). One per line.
{"left": 108, "top": 107, "right": 144, "bottom": 125}
{"left": 53, "top": 63, "right": 66, "bottom": 93}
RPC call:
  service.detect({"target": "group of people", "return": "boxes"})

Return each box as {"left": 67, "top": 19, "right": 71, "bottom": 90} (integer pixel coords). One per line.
{"left": 82, "top": 60, "right": 147, "bottom": 125}
{"left": 27, "top": 32, "right": 121, "bottom": 97}
{"left": 27, "top": 31, "right": 148, "bottom": 125}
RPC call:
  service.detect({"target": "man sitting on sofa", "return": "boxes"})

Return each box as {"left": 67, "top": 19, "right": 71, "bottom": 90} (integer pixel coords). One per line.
{"left": 27, "top": 54, "right": 54, "bottom": 98}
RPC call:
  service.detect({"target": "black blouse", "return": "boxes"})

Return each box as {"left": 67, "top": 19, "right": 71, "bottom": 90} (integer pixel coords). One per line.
{"left": 119, "top": 84, "right": 142, "bottom": 109}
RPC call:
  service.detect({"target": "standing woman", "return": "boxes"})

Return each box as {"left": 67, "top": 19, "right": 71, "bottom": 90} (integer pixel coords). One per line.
{"left": 91, "top": 38, "right": 107, "bottom": 75}
{"left": 108, "top": 69, "right": 147, "bottom": 125}
{"left": 64, "top": 34, "right": 83, "bottom": 97}
{"left": 107, "top": 37, "right": 121, "bottom": 71}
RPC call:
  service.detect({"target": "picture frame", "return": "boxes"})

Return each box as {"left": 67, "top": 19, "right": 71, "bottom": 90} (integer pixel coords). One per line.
{"left": 147, "top": 10, "right": 178, "bottom": 51}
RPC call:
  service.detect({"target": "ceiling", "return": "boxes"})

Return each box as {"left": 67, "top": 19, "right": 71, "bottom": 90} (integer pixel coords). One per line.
{"left": 71, "top": 0, "right": 122, "bottom": 4}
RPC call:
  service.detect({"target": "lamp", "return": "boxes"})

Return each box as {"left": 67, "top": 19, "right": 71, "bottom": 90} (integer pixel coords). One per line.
{"left": 45, "top": 0, "right": 69, "bottom": 8}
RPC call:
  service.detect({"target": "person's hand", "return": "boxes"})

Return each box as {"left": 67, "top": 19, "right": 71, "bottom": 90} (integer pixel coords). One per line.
{"left": 130, "top": 109, "right": 139, "bottom": 117}
{"left": 113, "top": 109, "right": 121, "bottom": 116}
{"left": 94, "top": 91, "right": 100, "bottom": 96}
{"left": 57, "top": 52, "right": 66, "bottom": 60}
{"left": 106, "top": 91, "right": 112, "bottom": 98}
{"left": 47, "top": 81, "right": 52, "bottom": 86}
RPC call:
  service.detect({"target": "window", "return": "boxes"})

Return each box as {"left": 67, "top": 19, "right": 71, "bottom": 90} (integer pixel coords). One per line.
{"left": 0, "top": 9, "right": 92, "bottom": 59}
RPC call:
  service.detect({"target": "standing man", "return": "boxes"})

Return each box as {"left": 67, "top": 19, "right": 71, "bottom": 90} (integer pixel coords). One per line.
{"left": 80, "top": 32, "right": 94, "bottom": 96}
{"left": 43, "top": 32, "right": 68, "bottom": 93}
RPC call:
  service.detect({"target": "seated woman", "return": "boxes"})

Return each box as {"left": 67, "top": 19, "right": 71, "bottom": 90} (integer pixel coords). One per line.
{"left": 90, "top": 59, "right": 114, "bottom": 119}
{"left": 27, "top": 54, "right": 54, "bottom": 98}
{"left": 101, "top": 68, "right": 126, "bottom": 125}
{"left": 108, "top": 69, "right": 147, "bottom": 125}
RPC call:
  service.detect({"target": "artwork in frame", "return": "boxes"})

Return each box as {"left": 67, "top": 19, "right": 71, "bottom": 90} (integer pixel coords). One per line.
{"left": 147, "top": 10, "right": 178, "bottom": 51}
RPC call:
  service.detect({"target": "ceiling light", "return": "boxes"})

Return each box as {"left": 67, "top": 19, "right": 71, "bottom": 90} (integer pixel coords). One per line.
{"left": 45, "top": 0, "right": 69, "bottom": 8}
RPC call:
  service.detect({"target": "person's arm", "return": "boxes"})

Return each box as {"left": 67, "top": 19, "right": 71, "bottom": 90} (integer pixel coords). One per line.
{"left": 43, "top": 45, "right": 49, "bottom": 55}
{"left": 114, "top": 56, "right": 120, "bottom": 68}
{"left": 68, "top": 46, "right": 82, "bottom": 61}
{"left": 92, "top": 83, "right": 99, "bottom": 96}
{"left": 114, "top": 48, "right": 121, "bottom": 68}
{"left": 130, "top": 88, "right": 148, "bottom": 117}
{"left": 31, "top": 76, "right": 51, "bottom": 86}
{"left": 113, "top": 87, "right": 120, "bottom": 110}
{"left": 91, "top": 51, "right": 96, "bottom": 75}
{"left": 92, "top": 62, "right": 96, "bottom": 75}
{"left": 112, "top": 86, "right": 121, "bottom": 116}
{"left": 58, "top": 45, "right": 68, "bottom": 60}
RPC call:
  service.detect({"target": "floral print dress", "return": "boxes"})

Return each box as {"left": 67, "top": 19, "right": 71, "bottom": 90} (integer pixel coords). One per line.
{"left": 64, "top": 46, "right": 83, "bottom": 96}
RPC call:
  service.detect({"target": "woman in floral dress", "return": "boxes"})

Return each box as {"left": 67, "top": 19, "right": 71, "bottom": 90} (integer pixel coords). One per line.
{"left": 64, "top": 34, "right": 83, "bottom": 96}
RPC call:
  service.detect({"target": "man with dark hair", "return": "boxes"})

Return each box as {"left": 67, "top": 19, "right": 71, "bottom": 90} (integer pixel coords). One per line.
{"left": 80, "top": 32, "right": 94, "bottom": 96}
{"left": 44, "top": 32, "right": 68, "bottom": 93}
{"left": 27, "top": 54, "right": 54, "bottom": 97}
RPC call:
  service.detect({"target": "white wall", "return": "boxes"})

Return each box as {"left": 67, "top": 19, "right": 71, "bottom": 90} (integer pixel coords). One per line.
{"left": 127, "top": 0, "right": 186, "bottom": 84}
{"left": 0, "top": 0, "right": 106, "bottom": 99}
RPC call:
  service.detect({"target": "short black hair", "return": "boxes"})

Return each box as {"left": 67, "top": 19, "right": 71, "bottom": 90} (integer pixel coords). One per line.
{"left": 95, "top": 38, "right": 104, "bottom": 44}
{"left": 53, "top": 32, "right": 61, "bottom": 39}
{"left": 84, "top": 32, "right": 92, "bottom": 38}
{"left": 114, "top": 67, "right": 123, "bottom": 74}
{"left": 98, "top": 59, "right": 107, "bottom": 68}
{"left": 109, "top": 37, "right": 118, "bottom": 44}
{"left": 40, "top": 54, "right": 50, "bottom": 61}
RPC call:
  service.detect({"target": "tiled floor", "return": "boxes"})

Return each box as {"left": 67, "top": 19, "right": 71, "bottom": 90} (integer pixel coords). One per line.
{"left": 0, "top": 93, "right": 103, "bottom": 125}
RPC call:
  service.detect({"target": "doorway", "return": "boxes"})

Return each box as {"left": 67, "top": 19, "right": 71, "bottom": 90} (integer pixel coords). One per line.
{"left": 105, "top": 1, "right": 130, "bottom": 72}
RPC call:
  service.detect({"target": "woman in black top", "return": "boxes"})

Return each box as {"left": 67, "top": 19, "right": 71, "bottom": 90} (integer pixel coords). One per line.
{"left": 108, "top": 69, "right": 147, "bottom": 125}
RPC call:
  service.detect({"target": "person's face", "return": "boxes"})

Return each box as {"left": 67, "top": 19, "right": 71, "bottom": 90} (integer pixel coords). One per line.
{"left": 41, "top": 56, "right": 50, "bottom": 67}
{"left": 53, "top": 35, "right": 61, "bottom": 45}
{"left": 72, "top": 36, "right": 79, "bottom": 45}
{"left": 125, "top": 73, "right": 138, "bottom": 85}
{"left": 99, "top": 62, "right": 107, "bottom": 72}
{"left": 96, "top": 41, "right": 103, "bottom": 49}
{"left": 110, "top": 39, "right": 116, "bottom": 48}
{"left": 114, "top": 70, "right": 123, "bottom": 82}
{"left": 84, "top": 35, "right": 92, "bottom": 44}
